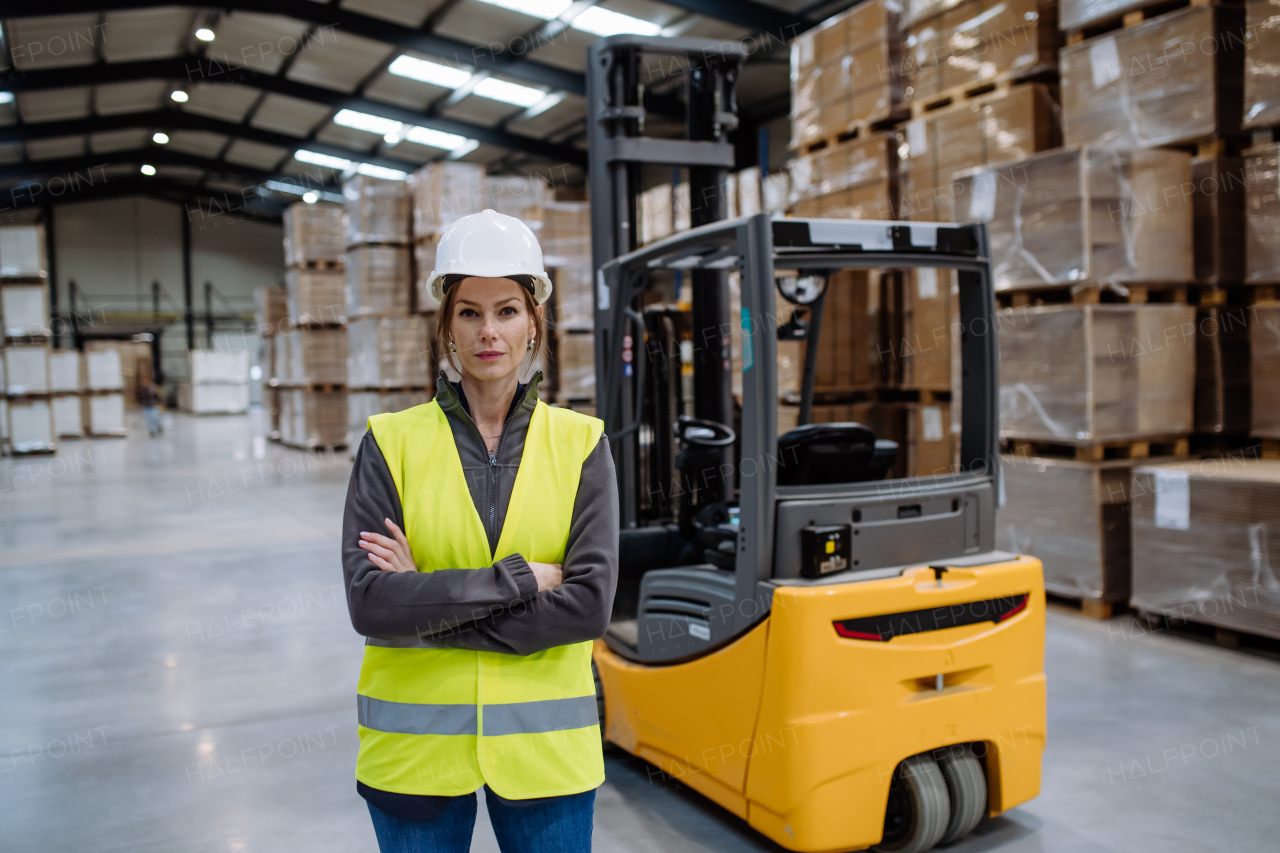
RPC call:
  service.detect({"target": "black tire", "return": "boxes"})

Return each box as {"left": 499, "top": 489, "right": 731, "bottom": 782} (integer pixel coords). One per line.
{"left": 873, "top": 754, "right": 951, "bottom": 853}
{"left": 935, "top": 747, "right": 987, "bottom": 845}
{"left": 591, "top": 659, "right": 610, "bottom": 748}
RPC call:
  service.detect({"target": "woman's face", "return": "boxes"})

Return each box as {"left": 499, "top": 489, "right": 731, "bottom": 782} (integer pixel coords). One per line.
{"left": 448, "top": 276, "right": 537, "bottom": 383}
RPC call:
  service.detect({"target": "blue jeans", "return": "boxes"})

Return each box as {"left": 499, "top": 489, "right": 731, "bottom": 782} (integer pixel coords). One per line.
{"left": 143, "top": 406, "right": 161, "bottom": 435}
{"left": 368, "top": 786, "right": 595, "bottom": 853}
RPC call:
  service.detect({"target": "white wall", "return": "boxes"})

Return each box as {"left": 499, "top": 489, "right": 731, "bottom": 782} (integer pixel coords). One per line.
{"left": 51, "top": 196, "right": 284, "bottom": 387}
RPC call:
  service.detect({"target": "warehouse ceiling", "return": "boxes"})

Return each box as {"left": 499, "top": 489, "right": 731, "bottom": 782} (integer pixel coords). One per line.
{"left": 0, "top": 0, "right": 844, "bottom": 218}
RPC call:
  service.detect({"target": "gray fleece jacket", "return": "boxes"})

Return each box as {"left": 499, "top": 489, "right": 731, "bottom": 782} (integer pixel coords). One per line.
{"left": 341, "top": 372, "right": 619, "bottom": 656}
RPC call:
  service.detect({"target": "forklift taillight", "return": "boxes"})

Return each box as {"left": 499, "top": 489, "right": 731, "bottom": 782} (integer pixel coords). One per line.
{"left": 833, "top": 594, "right": 1029, "bottom": 641}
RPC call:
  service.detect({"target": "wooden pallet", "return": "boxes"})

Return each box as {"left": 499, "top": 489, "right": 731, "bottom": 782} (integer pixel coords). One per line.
{"left": 1065, "top": 0, "right": 1217, "bottom": 44}
{"left": 277, "top": 383, "right": 347, "bottom": 393}
{"left": 1004, "top": 436, "right": 1191, "bottom": 461}
{"left": 349, "top": 386, "right": 431, "bottom": 394}
{"left": 797, "top": 115, "right": 906, "bottom": 155}
{"left": 996, "top": 282, "right": 1201, "bottom": 309}
{"left": 1250, "top": 285, "right": 1279, "bottom": 304}
{"left": 907, "top": 69, "right": 1058, "bottom": 119}
{"left": 292, "top": 259, "right": 344, "bottom": 270}
{"left": 1261, "top": 439, "right": 1280, "bottom": 460}
{"left": 1046, "top": 591, "right": 1121, "bottom": 620}
{"left": 804, "top": 386, "right": 952, "bottom": 405}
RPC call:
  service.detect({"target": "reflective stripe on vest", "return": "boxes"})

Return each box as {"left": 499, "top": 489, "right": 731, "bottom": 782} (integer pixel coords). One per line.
{"left": 356, "top": 399, "right": 605, "bottom": 800}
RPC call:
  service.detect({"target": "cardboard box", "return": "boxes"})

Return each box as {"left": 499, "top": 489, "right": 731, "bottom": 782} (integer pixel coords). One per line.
{"left": 892, "top": 268, "right": 954, "bottom": 390}
{"left": 6, "top": 398, "right": 54, "bottom": 452}
{"left": 1061, "top": 5, "right": 1246, "bottom": 148}
{"left": 1252, "top": 303, "right": 1280, "bottom": 438}
{"left": 347, "top": 389, "right": 431, "bottom": 447}
{"left": 1244, "top": 0, "right": 1280, "bottom": 129}
{"left": 899, "top": 83, "right": 1059, "bottom": 222}
{"left": 408, "top": 162, "right": 486, "bottom": 238}
{"left": 190, "top": 350, "right": 249, "bottom": 385}
{"left": 3, "top": 344, "right": 49, "bottom": 394}
{"left": 346, "top": 245, "right": 411, "bottom": 317}
{"left": 84, "top": 341, "right": 150, "bottom": 405}
{"left": 998, "top": 304, "right": 1197, "bottom": 443}
{"left": 84, "top": 348, "right": 123, "bottom": 391}
{"left": 554, "top": 332, "right": 595, "bottom": 402}
{"left": 552, "top": 265, "right": 593, "bottom": 333}
{"left": 1130, "top": 459, "right": 1280, "bottom": 640}
{"left": 344, "top": 175, "right": 410, "bottom": 246}
{"left": 790, "top": 0, "right": 903, "bottom": 148}
{"left": 997, "top": 453, "right": 1135, "bottom": 602}
{"left": 184, "top": 383, "right": 249, "bottom": 414}
{"left": 286, "top": 268, "right": 346, "bottom": 325}
{"left": 283, "top": 202, "right": 345, "bottom": 266}
{"left": 1245, "top": 143, "right": 1280, "bottom": 282}
{"left": 541, "top": 202, "right": 591, "bottom": 264}
{"left": 255, "top": 287, "right": 289, "bottom": 336}
{"left": 1196, "top": 305, "right": 1252, "bottom": 435}
{"left": 0, "top": 225, "right": 46, "bottom": 279}
{"left": 1, "top": 284, "right": 48, "bottom": 337}
{"left": 1192, "top": 156, "right": 1247, "bottom": 284}
{"left": 347, "top": 316, "right": 430, "bottom": 389}
{"left": 287, "top": 328, "right": 347, "bottom": 386}
{"left": 953, "top": 147, "right": 1194, "bottom": 289}
{"left": 51, "top": 393, "right": 83, "bottom": 438}
{"left": 83, "top": 393, "right": 126, "bottom": 436}
{"left": 48, "top": 351, "right": 81, "bottom": 393}
{"left": 812, "top": 269, "right": 888, "bottom": 391}
{"left": 280, "top": 388, "right": 348, "bottom": 448}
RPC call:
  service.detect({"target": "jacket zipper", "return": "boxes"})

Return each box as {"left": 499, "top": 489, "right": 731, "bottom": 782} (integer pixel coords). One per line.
{"left": 455, "top": 382, "right": 532, "bottom": 552}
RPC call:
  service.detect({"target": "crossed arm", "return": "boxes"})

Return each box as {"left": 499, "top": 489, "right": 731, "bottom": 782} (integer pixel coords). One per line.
{"left": 341, "top": 431, "right": 619, "bottom": 655}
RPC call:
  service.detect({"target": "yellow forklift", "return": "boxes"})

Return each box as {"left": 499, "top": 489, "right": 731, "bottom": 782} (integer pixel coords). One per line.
{"left": 584, "top": 36, "right": 1045, "bottom": 853}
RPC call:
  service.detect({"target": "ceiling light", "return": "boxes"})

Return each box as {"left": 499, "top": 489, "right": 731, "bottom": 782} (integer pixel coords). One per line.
{"left": 518, "top": 92, "right": 564, "bottom": 120}
{"left": 333, "top": 109, "right": 403, "bottom": 137}
{"left": 140, "top": 165, "right": 156, "bottom": 176}
{"left": 152, "top": 132, "right": 169, "bottom": 144}
{"left": 384, "top": 132, "right": 402, "bottom": 145}
{"left": 449, "top": 140, "right": 481, "bottom": 159}
{"left": 475, "top": 0, "right": 573, "bottom": 19}
{"left": 571, "top": 6, "right": 662, "bottom": 37}
{"left": 387, "top": 55, "right": 471, "bottom": 89}
{"left": 356, "top": 164, "right": 408, "bottom": 180}
{"left": 0, "top": 92, "right": 13, "bottom": 105}
{"left": 302, "top": 192, "right": 318, "bottom": 203}
{"left": 195, "top": 28, "right": 215, "bottom": 42}
{"left": 473, "top": 77, "right": 545, "bottom": 107}
{"left": 404, "top": 126, "right": 471, "bottom": 151}
{"left": 294, "top": 149, "right": 353, "bottom": 171}
{"left": 170, "top": 89, "right": 188, "bottom": 103}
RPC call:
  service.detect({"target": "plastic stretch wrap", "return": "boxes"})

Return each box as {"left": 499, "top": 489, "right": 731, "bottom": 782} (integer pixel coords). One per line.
{"left": 345, "top": 245, "right": 411, "bottom": 317}
{"left": 1130, "top": 459, "right": 1280, "bottom": 640}
{"left": 287, "top": 328, "right": 348, "bottom": 386}
{"left": 540, "top": 202, "right": 590, "bottom": 266}
{"left": 997, "top": 454, "right": 1135, "bottom": 601}
{"left": 1061, "top": 6, "right": 1246, "bottom": 149}
{"left": 255, "top": 287, "right": 289, "bottom": 336}
{"left": 51, "top": 394, "right": 83, "bottom": 438}
{"left": 1, "top": 284, "right": 48, "bottom": 337}
{"left": 553, "top": 333, "right": 595, "bottom": 403}
{"left": 894, "top": 268, "right": 955, "bottom": 390}
{"left": 482, "top": 175, "right": 549, "bottom": 225}
{"left": 84, "top": 394, "right": 126, "bottom": 435}
{"left": 1244, "top": 0, "right": 1280, "bottom": 128}
{"left": 190, "top": 350, "right": 249, "bottom": 384}
{"left": 953, "top": 147, "right": 1193, "bottom": 289}
{"left": 347, "top": 316, "right": 430, "bottom": 389}
{"left": 7, "top": 399, "right": 54, "bottom": 452}
{"left": 900, "top": 83, "right": 1059, "bottom": 221}
{"left": 639, "top": 184, "right": 673, "bottom": 246}
{"left": 283, "top": 203, "right": 344, "bottom": 266}
{"left": 348, "top": 389, "right": 431, "bottom": 447}
{"left": 280, "top": 388, "right": 348, "bottom": 448}
{"left": 816, "top": 269, "right": 890, "bottom": 391}
{"left": 902, "top": 0, "right": 1058, "bottom": 107}
{"left": 1192, "top": 156, "right": 1246, "bottom": 284}
{"left": 48, "top": 351, "right": 81, "bottom": 393}
{"left": 287, "top": 268, "right": 346, "bottom": 326}
{"left": 0, "top": 225, "right": 46, "bottom": 278}
{"left": 344, "top": 175, "right": 410, "bottom": 246}
{"left": 1245, "top": 143, "right": 1280, "bottom": 282}
{"left": 4, "top": 344, "right": 49, "bottom": 394}
{"left": 1059, "top": 0, "right": 1156, "bottom": 31}
{"left": 1252, "top": 303, "right": 1280, "bottom": 438}
{"left": 790, "top": 132, "right": 897, "bottom": 204}
{"left": 1196, "top": 305, "right": 1252, "bottom": 435}
{"left": 998, "top": 303, "right": 1196, "bottom": 442}
{"left": 791, "top": 0, "right": 903, "bottom": 149}
{"left": 272, "top": 334, "right": 290, "bottom": 385}
{"left": 409, "top": 163, "right": 486, "bottom": 238}
{"left": 763, "top": 173, "right": 792, "bottom": 213}
{"left": 738, "top": 167, "right": 763, "bottom": 216}
{"left": 552, "top": 265, "right": 593, "bottom": 332}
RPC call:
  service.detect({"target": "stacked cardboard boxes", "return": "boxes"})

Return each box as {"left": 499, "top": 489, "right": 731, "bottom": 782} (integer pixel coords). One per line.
{"left": 789, "top": 132, "right": 898, "bottom": 220}
{"left": 184, "top": 350, "right": 250, "bottom": 415}
{"left": 82, "top": 347, "right": 127, "bottom": 437}
{"left": 1, "top": 225, "right": 54, "bottom": 454}
{"left": 255, "top": 285, "right": 288, "bottom": 438}
{"left": 48, "top": 350, "right": 83, "bottom": 438}
{"left": 409, "top": 162, "right": 485, "bottom": 314}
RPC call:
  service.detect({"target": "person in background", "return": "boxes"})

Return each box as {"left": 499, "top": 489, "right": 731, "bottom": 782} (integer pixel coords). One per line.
{"left": 139, "top": 380, "right": 163, "bottom": 437}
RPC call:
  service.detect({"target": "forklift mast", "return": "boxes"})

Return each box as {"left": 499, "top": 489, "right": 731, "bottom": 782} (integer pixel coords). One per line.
{"left": 586, "top": 35, "right": 746, "bottom": 528}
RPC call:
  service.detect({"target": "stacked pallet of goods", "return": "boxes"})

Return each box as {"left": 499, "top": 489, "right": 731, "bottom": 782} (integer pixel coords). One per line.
{"left": 276, "top": 199, "right": 349, "bottom": 450}
{"left": 48, "top": 350, "right": 83, "bottom": 439}
{"left": 81, "top": 347, "right": 128, "bottom": 438}
{"left": 255, "top": 285, "right": 289, "bottom": 438}
{"left": 943, "top": 0, "right": 1250, "bottom": 620}
{"left": 182, "top": 350, "right": 250, "bottom": 415}
{"left": 542, "top": 200, "right": 592, "bottom": 412}
{"left": 1, "top": 225, "right": 55, "bottom": 454}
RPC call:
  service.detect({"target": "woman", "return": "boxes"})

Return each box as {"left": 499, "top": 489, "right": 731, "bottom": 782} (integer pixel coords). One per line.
{"left": 341, "top": 209, "right": 618, "bottom": 853}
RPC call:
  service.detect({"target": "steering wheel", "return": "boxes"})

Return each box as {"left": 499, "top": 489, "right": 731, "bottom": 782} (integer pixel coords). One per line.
{"left": 674, "top": 415, "right": 736, "bottom": 448}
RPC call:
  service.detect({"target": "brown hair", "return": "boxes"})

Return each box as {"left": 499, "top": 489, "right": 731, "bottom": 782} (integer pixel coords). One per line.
{"left": 435, "top": 274, "right": 546, "bottom": 375}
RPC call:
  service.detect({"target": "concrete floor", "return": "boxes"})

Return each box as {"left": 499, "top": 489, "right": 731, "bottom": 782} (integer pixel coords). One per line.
{"left": 2, "top": 410, "right": 1278, "bottom": 853}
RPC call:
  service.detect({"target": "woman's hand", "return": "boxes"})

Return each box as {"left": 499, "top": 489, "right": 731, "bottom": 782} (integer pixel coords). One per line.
{"left": 528, "top": 562, "right": 563, "bottom": 592}
{"left": 359, "top": 518, "right": 418, "bottom": 573}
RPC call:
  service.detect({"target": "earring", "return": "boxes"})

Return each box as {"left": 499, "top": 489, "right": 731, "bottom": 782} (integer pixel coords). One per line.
{"left": 449, "top": 341, "right": 456, "bottom": 352}
{"left": 527, "top": 339, "right": 534, "bottom": 350}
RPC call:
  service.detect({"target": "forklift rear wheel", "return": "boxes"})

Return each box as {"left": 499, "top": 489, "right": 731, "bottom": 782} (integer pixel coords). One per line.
{"left": 935, "top": 748, "right": 987, "bottom": 844}
{"left": 872, "top": 754, "right": 951, "bottom": 853}
{"left": 592, "top": 660, "right": 610, "bottom": 748}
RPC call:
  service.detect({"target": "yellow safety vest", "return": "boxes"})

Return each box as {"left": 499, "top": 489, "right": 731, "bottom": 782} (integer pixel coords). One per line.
{"left": 356, "top": 398, "right": 605, "bottom": 799}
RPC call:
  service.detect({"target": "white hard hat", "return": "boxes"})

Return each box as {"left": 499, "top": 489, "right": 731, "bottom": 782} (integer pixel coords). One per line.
{"left": 425, "top": 209, "right": 553, "bottom": 305}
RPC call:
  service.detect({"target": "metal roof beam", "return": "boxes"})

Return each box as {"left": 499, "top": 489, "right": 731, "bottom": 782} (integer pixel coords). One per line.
{"left": 0, "top": 0, "right": 585, "bottom": 95}
{"left": 639, "top": 0, "right": 807, "bottom": 36}
{"left": 6, "top": 56, "right": 587, "bottom": 166}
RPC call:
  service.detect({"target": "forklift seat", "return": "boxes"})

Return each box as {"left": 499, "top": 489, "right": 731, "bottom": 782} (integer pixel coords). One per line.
{"left": 776, "top": 423, "right": 898, "bottom": 487}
